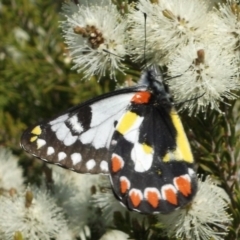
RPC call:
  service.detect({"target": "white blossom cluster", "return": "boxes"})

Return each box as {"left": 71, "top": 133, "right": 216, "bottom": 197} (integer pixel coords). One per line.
{"left": 0, "top": 147, "right": 232, "bottom": 239}
{"left": 158, "top": 176, "right": 232, "bottom": 240}
{"left": 0, "top": 147, "right": 129, "bottom": 240}
{"left": 61, "top": 0, "right": 240, "bottom": 115}
{"left": 0, "top": 146, "right": 130, "bottom": 239}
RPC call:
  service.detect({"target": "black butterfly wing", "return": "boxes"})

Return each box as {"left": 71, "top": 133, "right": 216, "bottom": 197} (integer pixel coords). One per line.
{"left": 109, "top": 91, "right": 197, "bottom": 213}
{"left": 21, "top": 88, "right": 145, "bottom": 174}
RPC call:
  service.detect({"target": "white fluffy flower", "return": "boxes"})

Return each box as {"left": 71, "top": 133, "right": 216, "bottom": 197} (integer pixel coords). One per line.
{"left": 167, "top": 42, "right": 238, "bottom": 114}
{"left": 61, "top": 1, "right": 127, "bottom": 80}
{"left": 0, "top": 187, "right": 68, "bottom": 240}
{"left": 0, "top": 147, "right": 24, "bottom": 191}
{"left": 158, "top": 176, "right": 231, "bottom": 240}
{"left": 91, "top": 175, "right": 125, "bottom": 225}
{"left": 99, "top": 230, "right": 129, "bottom": 240}
{"left": 51, "top": 166, "right": 102, "bottom": 239}
{"left": 128, "top": 0, "right": 210, "bottom": 65}
{"left": 62, "top": 0, "right": 110, "bottom": 18}
{"left": 92, "top": 188, "right": 126, "bottom": 225}
{"left": 211, "top": 0, "right": 240, "bottom": 78}
{"left": 55, "top": 228, "right": 73, "bottom": 240}
{"left": 211, "top": 0, "right": 240, "bottom": 50}
{"left": 62, "top": 1, "right": 79, "bottom": 17}
{"left": 91, "top": 176, "right": 147, "bottom": 226}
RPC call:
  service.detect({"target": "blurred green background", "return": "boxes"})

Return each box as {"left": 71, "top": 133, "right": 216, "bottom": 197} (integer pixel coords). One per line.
{"left": 0, "top": 0, "right": 117, "bottom": 184}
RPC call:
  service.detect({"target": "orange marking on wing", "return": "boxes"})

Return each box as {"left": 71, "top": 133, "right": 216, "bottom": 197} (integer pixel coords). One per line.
{"left": 120, "top": 180, "right": 128, "bottom": 194}
{"left": 176, "top": 176, "right": 191, "bottom": 196}
{"left": 165, "top": 188, "right": 177, "bottom": 205}
{"left": 111, "top": 155, "right": 123, "bottom": 173}
{"left": 131, "top": 91, "right": 151, "bottom": 104}
{"left": 120, "top": 176, "right": 130, "bottom": 194}
{"left": 129, "top": 190, "right": 142, "bottom": 207}
{"left": 146, "top": 191, "right": 159, "bottom": 208}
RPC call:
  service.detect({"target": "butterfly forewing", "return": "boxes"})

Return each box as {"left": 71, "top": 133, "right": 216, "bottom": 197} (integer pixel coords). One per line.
{"left": 21, "top": 91, "right": 143, "bottom": 174}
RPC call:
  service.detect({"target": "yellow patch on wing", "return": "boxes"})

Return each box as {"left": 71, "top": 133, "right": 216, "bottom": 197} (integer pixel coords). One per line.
{"left": 142, "top": 143, "right": 153, "bottom": 154}
{"left": 31, "top": 126, "right": 42, "bottom": 135}
{"left": 164, "top": 110, "right": 193, "bottom": 163}
{"left": 163, "top": 149, "right": 182, "bottom": 162}
{"left": 30, "top": 136, "right": 38, "bottom": 142}
{"left": 116, "top": 111, "right": 138, "bottom": 135}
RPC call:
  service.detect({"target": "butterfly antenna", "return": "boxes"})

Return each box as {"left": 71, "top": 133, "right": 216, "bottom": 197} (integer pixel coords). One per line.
{"left": 143, "top": 12, "right": 147, "bottom": 69}
{"left": 173, "top": 92, "right": 206, "bottom": 106}
{"left": 165, "top": 64, "right": 194, "bottom": 83}
{"left": 103, "top": 49, "right": 122, "bottom": 58}
{"left": 164, "top": 74, "right": 182, "bottom": 82}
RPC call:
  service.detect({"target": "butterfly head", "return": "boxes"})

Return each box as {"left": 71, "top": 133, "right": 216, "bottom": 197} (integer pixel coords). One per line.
{"left": 138, "top": 65, "right": 172, "bottom": 109}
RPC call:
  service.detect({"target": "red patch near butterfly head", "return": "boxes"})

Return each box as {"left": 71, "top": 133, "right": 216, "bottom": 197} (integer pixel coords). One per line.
{"left": 131, "top": 91, "right": 151, "bottom": 104}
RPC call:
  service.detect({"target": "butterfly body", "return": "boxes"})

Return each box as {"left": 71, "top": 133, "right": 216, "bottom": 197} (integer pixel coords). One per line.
{"left": 21, "top": 65, "right": 197, "bottom": 214}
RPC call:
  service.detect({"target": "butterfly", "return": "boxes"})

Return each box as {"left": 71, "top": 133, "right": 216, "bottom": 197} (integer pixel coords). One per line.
{"left": 21, "top": 65, "right": 197, "bottom": 214}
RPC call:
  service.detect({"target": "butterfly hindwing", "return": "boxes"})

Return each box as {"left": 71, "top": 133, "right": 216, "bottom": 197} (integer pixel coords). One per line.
{"left": 21, "top": 90, "right": 145, "bottom": 174}
{"left": 109, "top": 70, "right": 198, "bottom": 214}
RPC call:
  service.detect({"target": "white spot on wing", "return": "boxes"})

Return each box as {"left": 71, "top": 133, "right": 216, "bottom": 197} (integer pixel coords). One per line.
{"left": 47, "top": 146, "right": 55, "bottom": 155}
{"left": 188, "top": 168, "right": 195, "bottom": 176}
{"left": 71, "top": 153, "right": 82, "bottom": 165}
{"left": 131, "top": 143, "right": 153, "bottom": 172}
{"left": 111, "top": 139, "right": 117, "bottom": 146}
{"left": 79, "top": 128, "right": 95, "bottom": 146}
{"left": 55, "top": 124, "right": 70, "bottom": 141}
{"left": 58, "top": 152, "right": 67, "bottom": 161}
{"left": 100, "top": 160, "right": 108, "bottom": 171}
{"left": 123, "top": 128, "right": 139, "bottom": 144}
{"left": 50, "top": 114, "right": 68, "bottom": 125}
{"left": 36, "top": 139, "right": 46, "bottom": 149}
{"left": 63, "top": 132, "right": 78, "bottom": 146}
{"left": 51, "top": 122, "right": 62, "bottom": 131}
{"left": 68, "top": 115, "right": 84, "bottom": 133}
{"left": 86, "top": 159, "right": 96, "bottom": 170}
